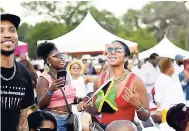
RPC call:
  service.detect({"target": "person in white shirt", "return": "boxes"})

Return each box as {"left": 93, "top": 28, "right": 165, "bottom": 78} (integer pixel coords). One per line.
{"left": 138, "top": 53, "right": 161, "bottom": 97}
{"left": 131, "top": 60, "right": 143, "bottom": 77}
{"left": 66, "top": 60, "right": 87, "bottom": 98}
{"left": 155, "top": 58, "right": 185, "bottom": 118}
{"left": 67, "top": 60, "right": 99, "bottom": 130}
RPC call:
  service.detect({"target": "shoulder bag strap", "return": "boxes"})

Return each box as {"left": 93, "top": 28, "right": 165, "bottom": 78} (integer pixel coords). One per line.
{"left": 60, "top": 88, "right": 72, "bottom": 114}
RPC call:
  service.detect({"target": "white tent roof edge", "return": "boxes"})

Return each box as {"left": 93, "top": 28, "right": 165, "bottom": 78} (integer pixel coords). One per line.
{"left": 37, "top": 12, "right": 138, "bottom": 53}
{"left": 139, "top": 37, "right": 189, "bottom": 60}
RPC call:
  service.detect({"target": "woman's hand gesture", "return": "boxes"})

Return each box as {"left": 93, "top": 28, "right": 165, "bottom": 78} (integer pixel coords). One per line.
{"left": 122, "top": 88, "right": 141, "bottom": 109}
{"left": 49, "top": 78, "right": 65, "bottom": 92}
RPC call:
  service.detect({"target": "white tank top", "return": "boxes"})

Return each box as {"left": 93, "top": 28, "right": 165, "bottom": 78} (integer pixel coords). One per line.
{"left": 70, "top": 75, "right": 87, "bottom": 98}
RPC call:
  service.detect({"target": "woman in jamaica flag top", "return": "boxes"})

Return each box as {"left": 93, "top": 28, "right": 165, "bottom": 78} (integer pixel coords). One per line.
{"left": 78, "top": 40, "right": 150, "bottom": 130}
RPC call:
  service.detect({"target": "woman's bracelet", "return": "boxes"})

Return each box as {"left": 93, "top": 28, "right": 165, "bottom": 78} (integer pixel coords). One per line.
{"left": 73, "top": 97, "right": 83, "bottom": 104}
{"left": 89, "top": 106, "right": 98, "bottom": 114}
{"left": 136, "top": 106, "right": 145, "bottom": 113}
{"left": 46, "top": 88, "right": 53, "bottom": 96}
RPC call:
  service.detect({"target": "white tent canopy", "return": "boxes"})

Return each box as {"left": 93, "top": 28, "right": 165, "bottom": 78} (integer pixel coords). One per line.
{"left": 38, "top": 12, "right": 138, "bottom": 53}
{"left": 139, "top": 37, "right": 189, "bottom": 60}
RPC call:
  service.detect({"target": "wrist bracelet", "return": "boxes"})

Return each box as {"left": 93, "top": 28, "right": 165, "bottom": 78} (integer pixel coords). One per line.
{"left": 74, "top": 97, "right": 83, "bottom": 104}
{"left": 46, "top": 88, "right": 53, "bottom": 96}
{"left": 136, "top": 106, "right": 145, "bottom": 113}
{"left": 89, "top": 107, "right": 94, "bottom": 114}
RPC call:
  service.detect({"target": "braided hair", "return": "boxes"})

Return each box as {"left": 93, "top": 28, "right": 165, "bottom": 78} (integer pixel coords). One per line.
{"left": 166, "top": 103, "right": 189, "bottom": 131}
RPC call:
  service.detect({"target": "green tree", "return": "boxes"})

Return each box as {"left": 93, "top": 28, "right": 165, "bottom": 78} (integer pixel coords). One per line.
{"left": 21, "top": 1, "right": 122, "bottom": 34}
{"left": 90, "top": 7, "right": 121, "bottom": 34}
{"left": 122, "top": 9, "right": 141, "bottom": 29}
{"left": 21, "top": 1, "right": 63, "bottom": 22}
{"left": 131, "top": 28, "right": 157, "bottom": 51}
{"left": 0, "top": 7, "right": 5, "bottom": 13}
{"left": 121, "top": 8, "right": 157, "bottom": 51}
{"left": 141, "top": 1, "right": 189, "bottom": 50}
{"left": 21, "top": 1, "right": 90, "bottom": 28}
{"left": 25, "top": 22, "right": 69, "bottom": 58}
{"left": 17, "top": 23, "right": 31, "bottom": 42}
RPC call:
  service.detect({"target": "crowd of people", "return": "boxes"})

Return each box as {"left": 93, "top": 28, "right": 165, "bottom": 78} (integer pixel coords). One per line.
{"left": 1, "top": 13, "right": 189, "bottom": 131}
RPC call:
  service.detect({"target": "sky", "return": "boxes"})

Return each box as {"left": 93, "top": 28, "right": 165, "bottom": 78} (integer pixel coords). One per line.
{"left": 0, "top": 0, "right": 150, "bottom": 25}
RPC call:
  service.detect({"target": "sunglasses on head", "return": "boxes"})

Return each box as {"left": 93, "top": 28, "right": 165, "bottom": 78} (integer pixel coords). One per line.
{"left": 37, "top": 128, "right": 56, "bottom": 131}
{"left": 107, "top": 47, "right": 124, "bottom": 54}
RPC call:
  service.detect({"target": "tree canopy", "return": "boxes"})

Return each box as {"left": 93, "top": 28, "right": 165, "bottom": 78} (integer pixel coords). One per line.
{"left": 19, "top": 1, "right": 189, "bottom": 58}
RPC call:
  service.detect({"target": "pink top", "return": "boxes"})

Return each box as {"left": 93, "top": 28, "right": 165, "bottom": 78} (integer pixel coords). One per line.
{"left": 41, "top": 72, "right": 76, "bottom": 108}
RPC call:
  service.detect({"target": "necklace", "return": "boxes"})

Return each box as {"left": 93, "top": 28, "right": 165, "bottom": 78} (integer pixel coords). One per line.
{"left": 113, "top": 70, "right": 128, "bottom": 84}
{"left": 1, "top": 62, "right": 16, "bottom": 81}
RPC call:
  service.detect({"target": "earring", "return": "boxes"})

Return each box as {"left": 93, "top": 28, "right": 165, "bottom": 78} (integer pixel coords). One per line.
{"left": 49, "top": 63, "right": 51, "bottom": 67}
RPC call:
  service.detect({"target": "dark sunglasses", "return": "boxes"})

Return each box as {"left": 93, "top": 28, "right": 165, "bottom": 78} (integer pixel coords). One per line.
{"left": 37, "top": 128, "right": 56, "bottom": 131}
{"left": 107, "top": 47, "right": 124, "bottom": 54}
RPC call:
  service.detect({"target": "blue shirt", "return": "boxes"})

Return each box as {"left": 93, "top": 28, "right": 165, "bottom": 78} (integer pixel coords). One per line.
{"left": 179, "top": 72, "right": 189, "bottom": 100}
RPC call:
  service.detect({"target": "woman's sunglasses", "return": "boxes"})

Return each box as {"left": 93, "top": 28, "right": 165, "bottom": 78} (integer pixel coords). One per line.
{"left": 37, "top": 128, "right": 56, "bottom": 131}
{"left": 48, "top": 53, "right": 65, "bottom": 59}
{"left": 107, "top": 47, "right": 124, "bottom": 54}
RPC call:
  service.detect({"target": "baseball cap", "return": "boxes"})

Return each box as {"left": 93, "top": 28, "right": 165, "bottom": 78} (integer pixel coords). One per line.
{"left": 175, "top": 54, "right": 184, "bottom": 60}
{"left": 1, "top": 13, "right": 21, "bottom": 29}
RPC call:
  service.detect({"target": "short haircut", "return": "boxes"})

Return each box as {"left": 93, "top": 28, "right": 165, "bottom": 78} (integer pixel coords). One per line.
{"left": 105, "top": 120, "right": 137, "bottom": 131}
{"left": 166, "top": 103, "right": 189, "bottom": 131}
{"left": 149, "top": 53, "right": 159, "bottom": 60}
{"left": 159, "top": 57, "right": 173, "bottom": 73}
{"left": 28, "top": 111, "right": 57, "bottom": 130}
{"left": 111, "top": 40, "right": 130, "bottom": 57}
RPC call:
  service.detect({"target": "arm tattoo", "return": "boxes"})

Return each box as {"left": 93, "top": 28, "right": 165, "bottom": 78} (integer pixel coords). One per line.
{"left": 17, "top": 108, "right": 29, "bottom": 131}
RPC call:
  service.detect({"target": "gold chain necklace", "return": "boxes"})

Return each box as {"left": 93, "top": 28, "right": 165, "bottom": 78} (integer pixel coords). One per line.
{"left": 113, "top": 70, "right": 128, "bottom": 84}
{"left": 106, "top": 70, "right": 128, "bottom": 84}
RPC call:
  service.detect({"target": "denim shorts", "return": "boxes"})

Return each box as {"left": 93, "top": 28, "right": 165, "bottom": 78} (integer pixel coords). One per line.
{"left": 46, "top": 111, "right": 69, "bottom": 131}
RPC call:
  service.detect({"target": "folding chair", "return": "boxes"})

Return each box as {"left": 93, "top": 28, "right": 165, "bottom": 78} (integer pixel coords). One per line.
{"left": 134, "top": 112, "right": 160, "bottom": 131}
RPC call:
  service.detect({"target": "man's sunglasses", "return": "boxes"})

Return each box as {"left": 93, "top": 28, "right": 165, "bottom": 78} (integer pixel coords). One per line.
{"left": 107, "top": 47, "right": 124, "bottom": 54}
{"left": 37, "top": 128, "right": 56, "bottom": 131}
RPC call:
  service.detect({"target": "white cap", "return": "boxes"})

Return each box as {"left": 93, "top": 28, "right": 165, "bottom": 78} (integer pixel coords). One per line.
{"left": 82, "top": 55, "right": 91, "bottom": 60}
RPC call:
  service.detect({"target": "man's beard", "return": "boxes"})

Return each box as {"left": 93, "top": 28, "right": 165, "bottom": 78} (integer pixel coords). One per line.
{"left": 1, "top": 49, "right": 15, "bottom": 56}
